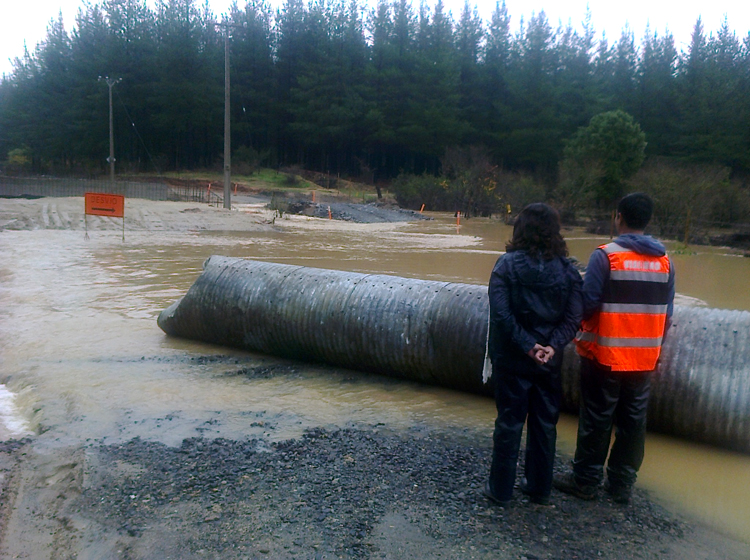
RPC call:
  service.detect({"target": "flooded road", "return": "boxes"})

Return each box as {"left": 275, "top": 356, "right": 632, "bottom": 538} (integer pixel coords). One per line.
{"left": 2, "top": 204, "right": 750, "bottom": 545}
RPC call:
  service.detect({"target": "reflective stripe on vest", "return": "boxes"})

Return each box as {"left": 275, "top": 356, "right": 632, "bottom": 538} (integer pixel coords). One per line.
{"left": 600, "top": 303, "right": 668, "bottom": 314}
{"left": 576, "top": 242, "right": 671, "bottom": 372}
{"left": 577, "top": 332, "right": 663, "bottom": 347}
{"left": 610, "top": 270, "right": 669, "bottom": 283}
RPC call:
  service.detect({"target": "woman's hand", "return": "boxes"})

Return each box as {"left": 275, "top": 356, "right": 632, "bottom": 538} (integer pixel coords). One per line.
{"left": 528, "top": 344, "right": 555, "bottom": 365}
{"left": 541, "top": 346, "right": 555, "bottom": 363}
{"left": 528, "top": 344, "right": 546, "bottom": 365}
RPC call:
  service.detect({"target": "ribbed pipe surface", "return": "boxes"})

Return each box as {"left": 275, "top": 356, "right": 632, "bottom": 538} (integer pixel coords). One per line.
{"left": 159, "top": 256, "right": 750, "bottom": 453}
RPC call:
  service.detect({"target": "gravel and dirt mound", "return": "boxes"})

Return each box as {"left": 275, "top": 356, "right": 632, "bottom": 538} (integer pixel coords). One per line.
{"left": 80, "top": 428, "right": 687, "bottom": 560}
{"left": 3, "top": 425, "right": 746, "bottom": 560}
{"left": 285, "top": 200, "right": 430, "bottom": 223}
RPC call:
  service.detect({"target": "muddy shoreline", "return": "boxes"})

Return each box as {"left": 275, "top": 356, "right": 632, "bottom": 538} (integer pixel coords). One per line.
{"left": 2, "top": 420, "right": 747, "bottom": 559}
{"left": 1, "top": 358, "right": 749, "bottom": 559}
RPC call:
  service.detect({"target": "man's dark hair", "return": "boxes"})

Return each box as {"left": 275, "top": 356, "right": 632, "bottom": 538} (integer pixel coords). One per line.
{"left": 506, "top": 203, "right": 568, "bottom": 259}
{"left": 617, "top": 192, "right": 653, "bottom": 230}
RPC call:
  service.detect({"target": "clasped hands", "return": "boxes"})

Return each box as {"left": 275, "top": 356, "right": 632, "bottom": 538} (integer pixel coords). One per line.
{"left": 527, "top": 343, "right": 555, "bottom": 366}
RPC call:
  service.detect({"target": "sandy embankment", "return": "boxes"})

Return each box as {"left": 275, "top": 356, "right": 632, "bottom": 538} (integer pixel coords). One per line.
{"left": 0, "top": 196, "right": 276, "bottom": 233}
{"left": 0, "top": 195, "right": 429, "bottom": 233}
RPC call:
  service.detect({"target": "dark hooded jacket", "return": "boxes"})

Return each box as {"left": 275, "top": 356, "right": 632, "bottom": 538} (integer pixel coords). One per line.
{"left": 488, "top": 250, "right": 583, "bottom": 375}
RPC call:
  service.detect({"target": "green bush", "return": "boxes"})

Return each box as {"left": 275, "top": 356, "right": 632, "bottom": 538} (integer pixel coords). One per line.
{"left": 391, "top": 164, "right": 548, "bottom": 218}
{"left": 627, "top": 158, "right": 749, "bottom": 241}
{"left": 392, "top": 146, "right": 551, "bottom": 217}
{"left": 495, "top": 170, "right": 547, "bottom": 217}
{"left": 391, "top": 173, "right": 445, "bottom": 211}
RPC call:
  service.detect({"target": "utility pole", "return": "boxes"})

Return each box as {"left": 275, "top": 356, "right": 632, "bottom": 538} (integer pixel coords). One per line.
{"left": 99, "top": 76, "right": 121, "bottom": 187}
{"left": 223, "top": 24, "right": 231, "bottom": 209}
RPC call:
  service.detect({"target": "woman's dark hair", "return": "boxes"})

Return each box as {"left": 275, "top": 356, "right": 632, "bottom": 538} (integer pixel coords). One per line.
{"left": 506, "top": 203, "right": 568, "bottom": 259}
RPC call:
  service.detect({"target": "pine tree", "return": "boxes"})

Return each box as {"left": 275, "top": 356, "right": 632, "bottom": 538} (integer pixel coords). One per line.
{"left": 635, "top": 28, "right": 678, "bottom": 156}
{"left": 454, "top": 1, "right": 484, "bottom": 143}
{"left": 230, "top": 0, "right": 277, "bottom": 166}
{"left": 506, "top": 10, "right": 559, "bottom": 171}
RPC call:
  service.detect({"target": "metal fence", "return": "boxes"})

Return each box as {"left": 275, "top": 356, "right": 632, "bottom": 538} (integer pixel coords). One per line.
{"left": 0, "top": 175, "right": 207, "bottom": 203}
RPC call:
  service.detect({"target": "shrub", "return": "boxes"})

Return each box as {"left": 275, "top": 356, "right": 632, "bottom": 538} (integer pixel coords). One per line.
{"left": 391, "top": 173, "right": 445, "bottom": 210}
{"left": 626, "top": 158, "right": 749, "bottom": 241}
{"left": 495, "top": 170, "right": 547, "bottom": 218}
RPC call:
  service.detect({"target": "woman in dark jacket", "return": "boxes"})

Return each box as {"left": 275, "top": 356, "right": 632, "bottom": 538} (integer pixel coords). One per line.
{"left": 484, "top": 203, "right": 583, "bottom": 506}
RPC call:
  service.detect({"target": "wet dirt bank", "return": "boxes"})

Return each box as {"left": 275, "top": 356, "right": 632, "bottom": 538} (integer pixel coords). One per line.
{"left": 1, "top": 427, "right": 741, "bottom": 560}
{"left": 0, "top": 195, "right": 430, "bottom": 233}
{"left": 0, "top": 196, "right": 274, "bottom": 232}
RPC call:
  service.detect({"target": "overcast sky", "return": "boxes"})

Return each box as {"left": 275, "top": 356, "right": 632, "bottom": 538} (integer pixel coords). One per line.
{"left": 2, "top": 0, "right": 748, "bottom": 77}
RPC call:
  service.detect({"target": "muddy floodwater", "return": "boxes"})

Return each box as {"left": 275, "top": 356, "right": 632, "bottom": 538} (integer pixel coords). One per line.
{"left": 2, "top": 201, "right": 750, "bottom": 548}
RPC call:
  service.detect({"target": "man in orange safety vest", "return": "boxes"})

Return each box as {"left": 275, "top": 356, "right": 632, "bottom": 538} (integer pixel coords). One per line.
{"left": 554, "top": 192, "right": 675, "bottom": 505}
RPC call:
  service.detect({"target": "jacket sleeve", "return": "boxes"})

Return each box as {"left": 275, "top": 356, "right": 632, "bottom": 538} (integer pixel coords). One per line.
{"left": 666, "top": 257, "right": 676, "bottom": 318}
{"left": 489, "top": 257, "right": 537, "bottom": 354}
{"left": 662, "top": 257, "right": 676, "bottom": 342}
{"left": 548, "top": 267, "right": 584, "bottom": 352}
{"left": 582, "top": 248, "right": 609, "bottom": 320}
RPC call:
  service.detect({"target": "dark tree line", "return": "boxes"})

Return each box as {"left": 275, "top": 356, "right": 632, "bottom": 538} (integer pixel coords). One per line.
{"left": 1, "top": 0, "right": 750, "bottom": 184}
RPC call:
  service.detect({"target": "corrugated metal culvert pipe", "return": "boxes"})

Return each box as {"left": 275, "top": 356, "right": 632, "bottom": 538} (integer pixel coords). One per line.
{"left": 158, "top": 256, "right": 750, "bottom": 453}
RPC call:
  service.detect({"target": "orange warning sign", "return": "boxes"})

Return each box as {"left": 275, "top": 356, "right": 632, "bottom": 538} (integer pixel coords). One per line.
{"left": 85, "top": 192, "right": 124, "bottom": 218}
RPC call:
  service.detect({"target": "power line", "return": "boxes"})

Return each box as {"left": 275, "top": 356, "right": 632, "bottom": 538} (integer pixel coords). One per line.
{"left": 114, "top": 87, "right": 162, "bottom": 175}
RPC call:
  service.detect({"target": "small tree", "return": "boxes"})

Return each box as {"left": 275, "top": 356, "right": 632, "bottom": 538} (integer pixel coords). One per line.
{"left": 441, "top": 146, "right": 499, "bottom": 217}
{"left": 494, "top": 169, "right": 547, "bottom": 217}
{"left": 391, "top": 173, "right": 445, "bottom": 210}
{"left": 555, "top": 158, "right": 603, "bottom": 222}
{"left": 233, "top": 145, "right": 270, "bottom": 175}
{"left": 561, "top": 110, "right": 646, "bottom": 208}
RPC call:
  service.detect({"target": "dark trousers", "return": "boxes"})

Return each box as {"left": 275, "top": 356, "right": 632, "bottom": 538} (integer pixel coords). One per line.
{"left": 573, "top": 357, "right": 651, "bottom": 488}
{"left": 489, "top": 365, "right": 562, "bottom": 501}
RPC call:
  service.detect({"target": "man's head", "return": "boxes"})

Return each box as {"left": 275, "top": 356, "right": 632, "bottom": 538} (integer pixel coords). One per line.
{"left": 616, "top": 192, "right": 653, "bottom": 232}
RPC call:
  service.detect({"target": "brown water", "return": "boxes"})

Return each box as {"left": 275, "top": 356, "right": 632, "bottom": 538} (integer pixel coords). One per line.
{"left": 1, "top": 211, "right": 750, "bottom": 542}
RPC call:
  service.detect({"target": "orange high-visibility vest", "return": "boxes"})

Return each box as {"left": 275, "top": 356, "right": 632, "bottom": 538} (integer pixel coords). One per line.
{"left": 576, "top": 242, "right": 671, "bottom": 372}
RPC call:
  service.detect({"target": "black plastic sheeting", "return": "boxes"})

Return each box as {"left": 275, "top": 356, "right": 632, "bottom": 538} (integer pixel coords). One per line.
{"left": 159, "top": 256, "right": 750, "bottom": 453}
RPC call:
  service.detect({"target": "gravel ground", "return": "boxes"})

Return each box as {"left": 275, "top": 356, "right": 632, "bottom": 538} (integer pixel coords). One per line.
{"left": 0, "top": 424, "right": 696, "bottom": 560}
{"left": 5, "top": 401, "right": 747, "bottom": 560}
{"left": 79, "top": 427, "right": 692, "bottom": 560}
